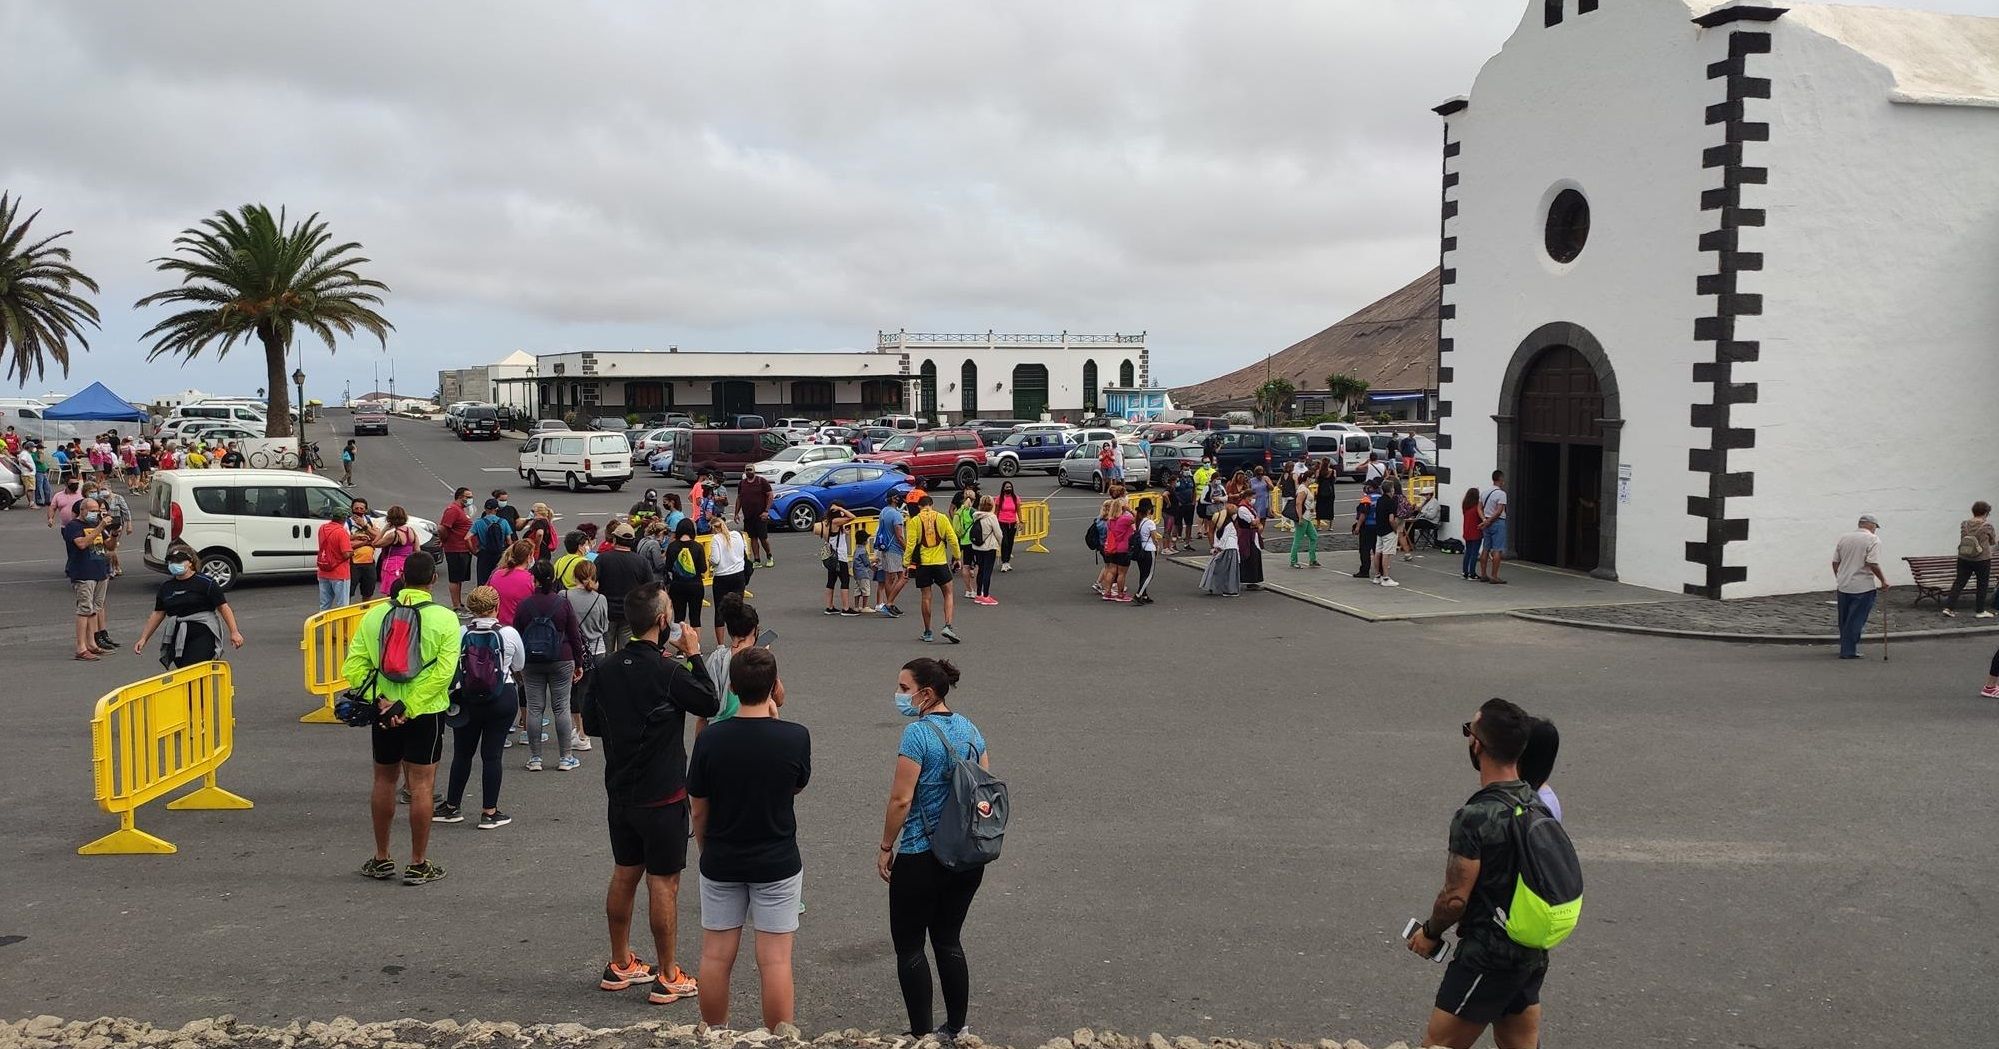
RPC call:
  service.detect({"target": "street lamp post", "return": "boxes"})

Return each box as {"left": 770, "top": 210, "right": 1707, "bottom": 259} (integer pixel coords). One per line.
{"left": 292, "top": 367, "right": 307, "bottom": 465}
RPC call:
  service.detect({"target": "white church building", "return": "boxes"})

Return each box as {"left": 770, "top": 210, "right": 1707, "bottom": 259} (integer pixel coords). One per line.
{"left": 1434, "top": 0, "right": 1999, "bottom": 597}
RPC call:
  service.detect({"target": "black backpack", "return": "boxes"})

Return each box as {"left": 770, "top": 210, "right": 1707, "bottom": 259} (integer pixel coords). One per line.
{"left": 917, "top": 719, "right": 1008, "bottom": 871}
{"left": 1084, "top": 518, "right": 1104, "bottom": 552}
{"left": 521, "top": 609, "right": 562, "bottom": 664}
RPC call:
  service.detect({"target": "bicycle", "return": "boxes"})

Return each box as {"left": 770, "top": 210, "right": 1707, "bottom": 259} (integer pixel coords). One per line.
{"left": 248, "top": 448, "right": 302, "bottom": 470}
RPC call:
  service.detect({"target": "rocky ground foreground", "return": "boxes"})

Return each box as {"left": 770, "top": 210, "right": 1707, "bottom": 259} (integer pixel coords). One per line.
{"left": 0, "top": 1018, "right": 1432, "bottom": 1049}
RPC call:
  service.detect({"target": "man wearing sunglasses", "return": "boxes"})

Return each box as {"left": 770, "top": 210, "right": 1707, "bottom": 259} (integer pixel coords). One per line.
{"left": 1407, "top": 698, "right": 1546, "bottom": 1049}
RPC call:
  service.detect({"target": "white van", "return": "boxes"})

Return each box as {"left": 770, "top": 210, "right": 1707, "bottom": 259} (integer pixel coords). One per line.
{"left": 145, "top": 469, "right": 438, "bottom": 590}
{"left": 518, "top": 431, "right": 633, "bottom": 492}
{"left": 0, "top": 399, "right": 81, "bottom": 444}
{"left": 169, "top": 403, "right": 267, "bottom": 428}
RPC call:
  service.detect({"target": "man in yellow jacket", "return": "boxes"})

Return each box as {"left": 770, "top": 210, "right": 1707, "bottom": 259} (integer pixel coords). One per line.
{"left": 902, "top": 492, "right": 963, "bottom": 644}
{"left": 342, "top": 552, "right": 462, "bottom": 885}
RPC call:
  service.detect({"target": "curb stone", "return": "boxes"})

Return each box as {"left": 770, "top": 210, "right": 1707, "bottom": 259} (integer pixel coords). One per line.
{"left": 1506, "top": 610, "right": 1999, "bottom": 644}
{"left": 0, "top": 1019, "right": 1428, "bottom": 1049}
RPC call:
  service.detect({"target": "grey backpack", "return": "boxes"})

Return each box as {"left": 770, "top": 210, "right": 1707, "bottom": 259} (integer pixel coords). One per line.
{"left": 919, "top": 718, "right": 1009, "bottom": 871}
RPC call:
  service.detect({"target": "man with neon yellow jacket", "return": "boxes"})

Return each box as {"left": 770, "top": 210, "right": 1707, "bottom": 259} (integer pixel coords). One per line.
{"left": 342, "top": 552, "right": 462, "bottom": 886}
{"left": 902, "top": 493, "right": 963, "bottom": 645}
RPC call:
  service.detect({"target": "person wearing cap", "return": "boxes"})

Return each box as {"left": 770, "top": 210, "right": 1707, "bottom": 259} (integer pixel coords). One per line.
{"left": 872, "top": 489, "right": 915, "bottom": 618}
{"left": 472, "top": 498, "right": 515, "bottom": 586}
{"left": 595, "top": 518, "right": 658, "bottom": 651}
{"left": 316, "top": 503, "right": 355, "bottom": 611}
{"left": 1832, "top": 514, "right": 1889, "bottom": 659}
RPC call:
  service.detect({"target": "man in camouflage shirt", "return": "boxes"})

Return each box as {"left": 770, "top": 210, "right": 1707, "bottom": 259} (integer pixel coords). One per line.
{"left": 1406, "top": 698, "right": 1547, "bottom": 1049}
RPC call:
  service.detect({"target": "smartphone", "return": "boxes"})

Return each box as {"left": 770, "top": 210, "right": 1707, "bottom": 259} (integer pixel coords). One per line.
{"left": 756, "top": 629, "right": 778, "bottom": 648}
{"left": 1402, "top": 918, "right": 1452, "bottom": 963}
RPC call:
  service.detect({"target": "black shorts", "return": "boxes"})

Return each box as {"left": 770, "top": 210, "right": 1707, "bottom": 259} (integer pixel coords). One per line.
{"left": 1106, "top": 551, "right": 1131, "bottom": 567}
{"left": 745, "top": 515, "right": 769, "bottom": 540}
{"left": 371, "top": 711, "right": 445, "bottom": 766}
{"left": 1434, "top": 959, "right": 1546, "bottom": 1025}
{"left": 712, "top": 571, "right": 747, "bottom": 605}
{"left": 912, "top": 564, "right": 954, "bottom": 590}
{"left": 607, "top": 799, "right": 690, "bottom": 876}
{"left": 446, "top": 551, "right": 473, "bottom": 584}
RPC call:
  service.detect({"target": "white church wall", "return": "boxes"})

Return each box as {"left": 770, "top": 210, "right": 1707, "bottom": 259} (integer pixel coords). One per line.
{"left": 1728, "top": 19, "right": 1999, "bottom": 594}
{"left": 1441, "top": 0, "right": 1714, "bottom": 594}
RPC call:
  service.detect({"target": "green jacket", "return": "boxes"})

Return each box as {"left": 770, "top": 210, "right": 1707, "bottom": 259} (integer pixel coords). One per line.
{"left": 340, "top": 588, "right": 462, "bottom": 716}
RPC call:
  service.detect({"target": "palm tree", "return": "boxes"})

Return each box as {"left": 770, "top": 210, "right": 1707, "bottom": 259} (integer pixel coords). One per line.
{"left": 136, "top": 204, "right": 392, "bottom": 438}
{"left": 0, "top": 193, "right": 101, "bottom": 386}
{"left": 1325, "top": 372, "right": 1370, "bottom": 419}
{"left": 1254, "top": 377, "right": 1296, "bottom": 426}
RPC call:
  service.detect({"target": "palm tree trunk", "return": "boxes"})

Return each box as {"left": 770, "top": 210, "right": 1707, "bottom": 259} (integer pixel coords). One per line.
{"left": 261, "top": 326, "right": 293, "bottom": 439}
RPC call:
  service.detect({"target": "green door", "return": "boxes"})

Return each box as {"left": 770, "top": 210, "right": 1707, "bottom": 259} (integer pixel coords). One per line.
{"left": 1012, "top": 364, "right": 1048, "bottom": 421}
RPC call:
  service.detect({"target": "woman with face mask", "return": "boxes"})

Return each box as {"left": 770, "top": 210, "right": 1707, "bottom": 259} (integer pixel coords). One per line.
{"left": 876, "top": 657, "right": 989, "bottom": 1040}
{"left": 374, "top": 505, "right": 419, "bottom": 597}
{"left": 131, "top": 546, "right": 244, "bottom": 668}
{"left": 346, "top": 498, "right": 382, "bottom": 601}
{"left": 993, "top": 482, "right": 1022, "bottom": 573}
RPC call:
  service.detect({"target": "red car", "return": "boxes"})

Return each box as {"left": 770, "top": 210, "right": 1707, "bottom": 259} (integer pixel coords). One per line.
{"left": 859, "top": 429, "right": 988, "bottom": 490}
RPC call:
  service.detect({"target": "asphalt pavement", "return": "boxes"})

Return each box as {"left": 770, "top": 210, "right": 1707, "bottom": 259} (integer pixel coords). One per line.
{"left": 0, "top": 411, "right": 1991, "bottom": 1048}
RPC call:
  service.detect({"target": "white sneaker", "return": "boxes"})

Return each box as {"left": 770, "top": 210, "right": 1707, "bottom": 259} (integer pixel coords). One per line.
{"left": 1980, "top": 611, "right": 1996, "bottom": 620}
{"left": 1380, "top": 577, "right": 1401, "bottom": 587}
{"left": 999, "top": 563, "right": 1012, "bottom": 573}
{"left": 573, "top": 737, "right": 592, "bottom": 751}
{"left": 965, "top": 589, "right": 975, "bottom": 598}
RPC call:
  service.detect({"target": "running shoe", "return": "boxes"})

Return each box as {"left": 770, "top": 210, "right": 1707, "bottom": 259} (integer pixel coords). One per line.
{"left": 1982, "top": 685, "right": 1999, "bottom": 699}
{"left": 889, "top": 604, "right": 905, "bottom": 617}
{"left": 573, "top": 737, "right": 592, "bottom": 751}
{"left": 359, "top": 857, "right": 397, "bottom": 880}
{"left": 432, "top": 803, "right": 464, "bottom": 824}
{"left": 1943, "top": 608, "right": 1958, "bottom": 618}
{"left": 839, "top": 607, "right": 861, "bottom": 617}
{"left": 921, "top": 630, "right": 935, "bottom": 643}
{"left": 1380, "top": 578, "right": 1402, "bottom": 588}
{"left": 824, "top": 607, "right": 839, "bottom": 615}
{"left": 964, "top": 588, "right": 975, "bottom": 598}
{"left": 558, "top": 755, "right": 581, "bottom": 771}
{"left": 526, "top": 756, "right": 543, "bottom": 772}
{"left": 1091, "top": 583, "right": 1104, "bottom": 593}
{"left": 599, "top": 955, "right": 655, "bottom": 991}
{"left": 401, "top": 859, "right": 447, "bottom": 885}
{"left": 1981, "top": 612, "right": 1997, "bottom": 619}
{"left": 503, "top": 733, "right": 518, "bottom": 749}
{"left": 999, "top": 563, "right": 1012, "bottom": 573}
{"left": 397, "top": 787, "right": 410, "bottom": 804}
{"left": 647, "top": 965, "right": 699, "bottom": 1005}
{"left": 1114, "top": 593, "right": 1133, "bottom": 603}
{"left": 941, "top": 625, "right": 961, "bottom": 644}
{"left": 878, "top": 605, "right": 896, "bottom": 618}
{"left": 478, "top": 810, "right": 513, "bottom": 829}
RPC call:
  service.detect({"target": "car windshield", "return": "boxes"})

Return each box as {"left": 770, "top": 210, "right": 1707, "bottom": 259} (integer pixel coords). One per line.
{"left": 1001, "top": 434, "right": 1033, "bottom": 447}
{"left": 881, "top": 434, "right": 917, "bottom": 452}
{"left": 769, "top": 447, "right": 807, "bottom": 462}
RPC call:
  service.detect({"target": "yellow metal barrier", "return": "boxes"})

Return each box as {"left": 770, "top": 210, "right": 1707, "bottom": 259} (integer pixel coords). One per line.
{"left": 80, "top": 661, "right": 249, "bottom": 855}
{"left": 1123, "top": 490, "right": 1163, "bottom": 520}
{"left": 1406, "top": 474, "right": 1438, "bottom": 504}
{"left": 843, "top": 514, "right": 882, "bottom": 554}
{"left": 300, "top": 598, "right": 386, "bottom": 724}
{"left": 1016, "top": 500, "right": 1051, "bottom": 553}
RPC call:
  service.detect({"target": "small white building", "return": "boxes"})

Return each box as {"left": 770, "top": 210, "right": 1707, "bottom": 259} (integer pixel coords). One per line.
{"left": 880, "top": 330, "right": 1148, "bottom": 423}
{"left": 1435, "top": 0, "right": 1999, "bottom": 597}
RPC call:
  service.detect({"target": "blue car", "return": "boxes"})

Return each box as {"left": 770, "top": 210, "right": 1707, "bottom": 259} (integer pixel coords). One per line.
{"left": 647, "top": 450, "right": 675, "bottom": 476}
{"left": 767, "top": 461, "right": 914, "bottom": 531}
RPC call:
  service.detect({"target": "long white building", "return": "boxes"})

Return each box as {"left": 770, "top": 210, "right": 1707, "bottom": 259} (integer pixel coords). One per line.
{"left": 1435, "top": 0, "right": 1999, "bottom": 597}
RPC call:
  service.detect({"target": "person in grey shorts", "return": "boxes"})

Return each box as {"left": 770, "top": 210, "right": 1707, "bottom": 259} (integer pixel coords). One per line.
{"left": 687, "top": 647, "right": 810, "bottom": 1030}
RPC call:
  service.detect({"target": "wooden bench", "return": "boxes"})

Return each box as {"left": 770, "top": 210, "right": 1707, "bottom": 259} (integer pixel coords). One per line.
{"left": 1903, "top": 554, "right": 1997, "bottom": 607}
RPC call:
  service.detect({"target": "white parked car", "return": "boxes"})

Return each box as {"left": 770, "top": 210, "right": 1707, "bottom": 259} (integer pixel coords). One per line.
{"left": 143, "top": 469, "right": 437, "bottom": 590}
{"left": 632, "top": 427, "right": 677, "bottom": 460}
{"left": 517, "top": 431, "right": 633, "bottom": 492}
{"left": 748, "top": 443, "right": 856, "bottom": 483}
{"left": 1313, "top": 421, "right": 1366, "bottom": 433}
{"left": 773, "top": 418, "right": 817, "bottom": 444}
{"left": 1056, "top": 440, "right": 1151, "bottom": 491}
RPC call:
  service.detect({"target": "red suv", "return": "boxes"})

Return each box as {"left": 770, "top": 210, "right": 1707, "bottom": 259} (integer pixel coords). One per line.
{"left": 861, "top": 429, "right": 988, "bottom": 489}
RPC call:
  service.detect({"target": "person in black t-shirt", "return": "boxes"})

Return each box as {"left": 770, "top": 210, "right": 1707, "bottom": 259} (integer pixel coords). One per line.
{"left": 132, "top": 549, "right": 245, "bottom": 668}
{"left": 594, "top": 521, "right": 657, "bottom": 649}
{"left": 219, "top": 443, "right": 245, "bottom": 469}
{"left": 1407, "top": 698, "right": 1548, "bottom": 1049}
{"left": 688, "top": 646, "right": 809, "bottom": 1029}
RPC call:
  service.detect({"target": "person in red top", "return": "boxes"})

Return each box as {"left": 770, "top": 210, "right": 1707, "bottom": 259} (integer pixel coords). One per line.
{"left": 316, "top": 506, "right": 355, "bottom": 611}
{"left": 1097, "top": 443, "right": 1117, "bottom": 486}
{"left": 1102, "top": 501, "right": 1136, "bottom": 603}
{"left": 736, "top": 472, "right": 775, "bottom": 568}
{"left": 439, "top": 486, "right": 476, "bottom": 611}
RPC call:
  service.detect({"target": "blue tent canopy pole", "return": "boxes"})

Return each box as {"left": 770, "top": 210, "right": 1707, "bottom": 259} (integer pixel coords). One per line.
{"left": 40, "top": 381, "right": 150, "bottom": 423}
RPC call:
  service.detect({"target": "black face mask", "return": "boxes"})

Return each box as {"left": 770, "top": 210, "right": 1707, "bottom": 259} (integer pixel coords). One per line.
{"left": 1468, "top": 739, "right": 1482, "bottom": 771}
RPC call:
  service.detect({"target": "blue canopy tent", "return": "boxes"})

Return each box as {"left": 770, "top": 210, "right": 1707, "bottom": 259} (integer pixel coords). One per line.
{"left": 42, "top": 382, "right": 150, "bottom": 423}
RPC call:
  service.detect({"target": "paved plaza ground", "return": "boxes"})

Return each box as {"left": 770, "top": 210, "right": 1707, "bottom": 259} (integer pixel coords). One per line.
{"left": 1, "top": 413, "right": 1992, "bottom": 1048}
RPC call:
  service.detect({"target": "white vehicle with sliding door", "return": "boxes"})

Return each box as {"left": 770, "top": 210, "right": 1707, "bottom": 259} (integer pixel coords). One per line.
{"left": 144, "top": 469, "right": 437, "bottom": 590}
{"left": 518, "top": 430, "right": 633, "bottom": 492}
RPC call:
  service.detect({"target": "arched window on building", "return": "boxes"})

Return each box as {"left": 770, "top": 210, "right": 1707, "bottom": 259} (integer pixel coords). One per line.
{"left": 920, "top": 360, "right": 938, "bottom": 420}
{"left": 1119, "top": 359, "right": 1135, "bottom": 387}
{"left": 1082, "top": 360, "right": 1099, "bottom": 412}
{"left": 961, "top": 360, "right": 979, "bottom": 417}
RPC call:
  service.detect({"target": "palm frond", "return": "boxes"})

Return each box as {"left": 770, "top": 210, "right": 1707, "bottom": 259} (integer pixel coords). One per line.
{"left": 0, "top": 193, "right": 101, "bottom": 386}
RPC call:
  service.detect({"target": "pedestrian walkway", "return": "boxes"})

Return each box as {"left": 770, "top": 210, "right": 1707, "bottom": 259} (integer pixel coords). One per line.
{"left": 1166, "top": 545, "right": 1684, "bottom": 622}
{"left": 1514, "top": 584, "right": 1999, "bottom": 642}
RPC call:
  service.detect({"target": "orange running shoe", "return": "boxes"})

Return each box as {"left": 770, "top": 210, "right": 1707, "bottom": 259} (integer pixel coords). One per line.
{"left": 599, "top": 954, "right": 655, "bottom": 991}
{"left": 647, "top": 964, "right": 699, "bottom": 1004}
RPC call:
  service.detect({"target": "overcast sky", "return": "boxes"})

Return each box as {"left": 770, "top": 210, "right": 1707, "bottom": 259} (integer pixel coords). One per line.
{"left": 4, "top": 0, "right": 1991, "bottom": 402}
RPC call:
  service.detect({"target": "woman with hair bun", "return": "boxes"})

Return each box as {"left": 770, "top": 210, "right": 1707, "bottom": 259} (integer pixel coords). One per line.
{"left": 877, "top": 657, "right": 990, "bottom": 1039}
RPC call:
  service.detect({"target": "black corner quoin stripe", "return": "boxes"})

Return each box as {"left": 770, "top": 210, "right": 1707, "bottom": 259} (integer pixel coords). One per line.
{"left": 1686, "top": 21, "right": 1779, "bottom": 598}
{"left": 1433, "top": 109, "right": 1461, "bottom": 487}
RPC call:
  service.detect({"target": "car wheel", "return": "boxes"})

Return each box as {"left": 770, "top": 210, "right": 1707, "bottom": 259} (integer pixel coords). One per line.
{"left": 996, "top": 457, "right": 1019, "bottom": 478}
{"left": 788, "top": 502, "right": 820, "bottom": 531}
{"left": 1057, "top": 473, "right": 1070, "bottom": 488}
{"left": 565, "top": 472, "right": 582, "bottom": 492}
{"left": 526, "top": 471, "right": 542, "bottom": 488}
{"left": 199, "top": 550, "right": 240, "bottom": 591}
{"left": 1093, "top": 473, "right": 1106, "bottom": 493}
{"left": 780, "top": 472, "right": 794, "bottom": 484}
{"left": 954, "top": 463, "right": 978, "bottom": 489}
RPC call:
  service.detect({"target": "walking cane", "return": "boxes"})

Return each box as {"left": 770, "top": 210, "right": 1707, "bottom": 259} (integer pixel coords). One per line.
{"left": 1881, "top": 592, "right": 1890, "bottom": 662}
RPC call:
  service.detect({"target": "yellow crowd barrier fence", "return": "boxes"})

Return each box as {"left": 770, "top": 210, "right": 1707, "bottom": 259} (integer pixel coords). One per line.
{"left": 1122, "top": 490, "right": 1163, "bottom": 520}
{"left": 1016, "top": 500, "right": 1051, "bottom": 553}
{"left": 80, "top": 660, "right": 249, "bottom": 855}
{"left": 300, "top": 598, "right": 386, "bottom": 724}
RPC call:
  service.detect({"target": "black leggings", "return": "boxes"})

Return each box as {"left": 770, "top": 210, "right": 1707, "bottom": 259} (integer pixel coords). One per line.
{"left": 973, "top": 550, "right": 996, "bottom": 597}
{"left": 889, "top": 849, "right": 984, "bottom": 1035}
{"left": 1947, "top": 558, "right": 1991, "bottom": 613}
{"left": 1133, "top": 548, "right": 1155, "bottom": 597}
{"left": 669, "top": 583, "right": 705, "bottom": 628}
{"left": 998, "top": 523, "right": 1017, "bottom": 563}
{"left": 447, "top": 683, "right": 515, "bottom": 812}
